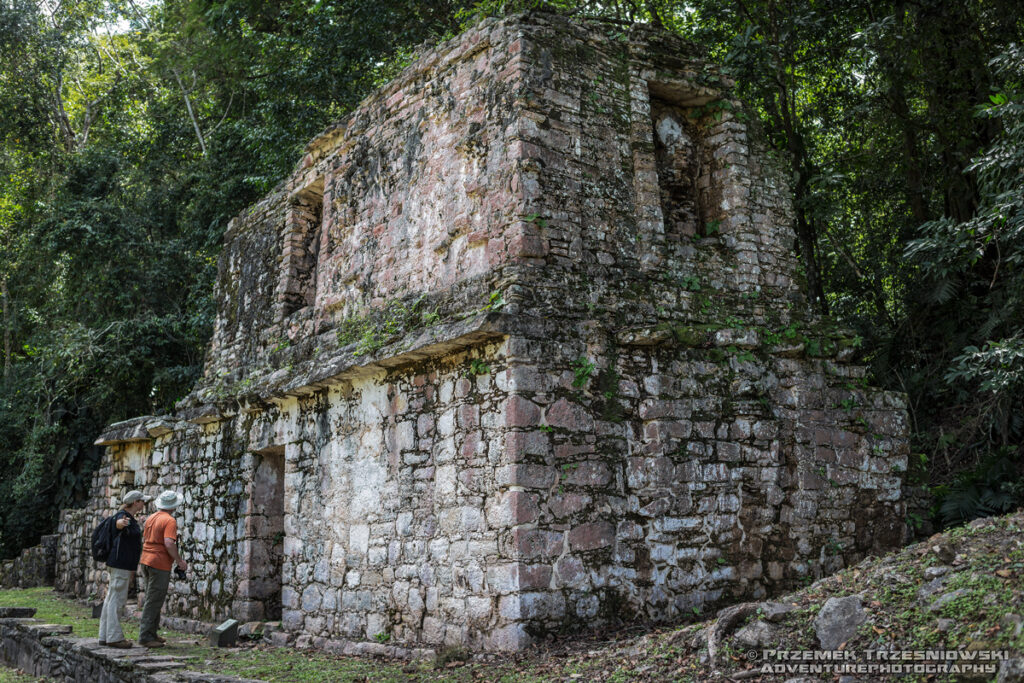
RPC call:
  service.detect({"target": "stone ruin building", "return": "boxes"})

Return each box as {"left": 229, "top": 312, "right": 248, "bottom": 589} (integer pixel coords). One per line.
{"left": 46, "top": 12, "right": 909, "bottom": 654}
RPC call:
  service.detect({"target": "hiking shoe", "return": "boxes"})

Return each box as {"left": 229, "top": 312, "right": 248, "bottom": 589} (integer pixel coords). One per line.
{"left": 97, "top": 640, "right": 106, "bottom": 645}
{"left": 107, "top": 640, "right": 133, "bottom": 649}
{"left": 140, "top": 640, "right": 164, "bottom": 648}
{"left": 154, "top": 635, "right": 167, "bottom": 643}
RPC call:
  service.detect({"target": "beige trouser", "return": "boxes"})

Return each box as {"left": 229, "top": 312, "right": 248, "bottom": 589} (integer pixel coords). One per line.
{"left": 98, "top": 567, "right": 134, "bottom": 643}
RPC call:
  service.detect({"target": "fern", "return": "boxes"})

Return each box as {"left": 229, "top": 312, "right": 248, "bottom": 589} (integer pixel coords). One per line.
{"left": 929, "top": 277, "right": 958, "bottom": 304}
{"left": 936, "top": 448, "right": 1022, "bottom": 525}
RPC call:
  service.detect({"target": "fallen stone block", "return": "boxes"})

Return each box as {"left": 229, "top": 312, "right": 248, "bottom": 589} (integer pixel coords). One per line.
{"left": 269, "top": 630, "right": 292, "bottom": 647}
{"left": 209, "top": 618, "right": 239, "bottom": 647}
{"left": 238, "top": 621, "right": 263, "bottom": 638}
{"left": 733, "top": 619, "right": 775, "bottom": 649}
{"left": 0, "top": 607, "right": 36, "bottom": 618}
{"left": 813, "top": 596, "right": 866, "bottom": 650}
{"left": 261, "top": 621, "right": 281, "bottom": 643}
{"left": 998, "top": 658, "right": 1024, "bottom": 683}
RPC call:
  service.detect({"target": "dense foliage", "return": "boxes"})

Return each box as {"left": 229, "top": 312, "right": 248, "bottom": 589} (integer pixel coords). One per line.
{"left": 0, "top": 0, "right": 471, "bottom": 556}
{"left": 1, "top": 0, "right": 1021, "bottom": 557}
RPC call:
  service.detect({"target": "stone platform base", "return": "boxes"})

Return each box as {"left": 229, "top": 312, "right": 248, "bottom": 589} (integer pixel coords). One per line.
{"left": 0, "top": 616, "right": 262, "bottom": 683}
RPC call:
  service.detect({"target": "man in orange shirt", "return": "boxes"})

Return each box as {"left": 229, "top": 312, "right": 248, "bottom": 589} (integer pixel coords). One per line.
{"left": 138, "top": 490, "right": 187, "bottom": 648}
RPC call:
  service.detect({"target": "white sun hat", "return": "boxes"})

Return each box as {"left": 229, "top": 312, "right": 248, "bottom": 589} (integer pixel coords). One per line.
{"left": 155, "top": 490, "right": 184, "bottom": 510}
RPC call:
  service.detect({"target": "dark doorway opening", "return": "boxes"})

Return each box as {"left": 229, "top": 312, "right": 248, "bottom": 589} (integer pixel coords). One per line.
{"left": 246, "top": 446, "right": 285, "bottom": 620}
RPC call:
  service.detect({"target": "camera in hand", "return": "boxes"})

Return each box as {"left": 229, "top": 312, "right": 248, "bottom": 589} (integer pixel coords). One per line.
{"left": 174, "top": 566, "right": 186, "bottom": 580}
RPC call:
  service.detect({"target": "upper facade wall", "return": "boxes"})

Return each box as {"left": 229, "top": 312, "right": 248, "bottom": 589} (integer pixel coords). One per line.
{"left": 314, "top": 45, "right": 518, "bottom": 320}
{"left": 197, "top": 12, "right": 806, "bottom": 403}
{"left": 504, "top": 16, "right": 805, "bottom": 331}
{"left": 203, "top": 17, "right": 528, "bottom": 389}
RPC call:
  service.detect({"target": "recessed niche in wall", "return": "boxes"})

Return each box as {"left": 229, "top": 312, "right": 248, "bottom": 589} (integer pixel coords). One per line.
{"left": 648, "top": 89, "right": 718, "bottom": 240}
{"left": 280, "top": 178, "right": 324, "bottom": 318}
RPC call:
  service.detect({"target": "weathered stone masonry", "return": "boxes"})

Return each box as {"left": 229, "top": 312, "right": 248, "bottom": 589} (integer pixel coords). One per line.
{"left": 51, "top": 12, "right": 909, "bottom": 653}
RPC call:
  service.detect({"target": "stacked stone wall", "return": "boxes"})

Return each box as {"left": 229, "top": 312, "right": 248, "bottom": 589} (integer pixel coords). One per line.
{"left": 49, "top": 12, "right": 911, "bottom": 654}
{"left": 202, "top": 16, "right": 529, "bottom": 391}
{"left": 0, "top": 615, "right": 266, "bottom": 681}
{"left": 54, "top": 440, "right": 156, "bottom": 601}
{"left": 58, "top": 341, "right": 545, "bottom": 650}
{"left": 0, "top": 535, "right": 57, "bottom": 588}
{"left": 492, "top": 322, "right": 906, "bottom": 633}
{"left": 500, "top": 16, "right": 803, "bottom": 329}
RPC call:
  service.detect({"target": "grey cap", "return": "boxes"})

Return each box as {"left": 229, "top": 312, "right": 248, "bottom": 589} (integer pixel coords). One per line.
{"left": 123, "top": 490, "right": 151, "bottom": 504}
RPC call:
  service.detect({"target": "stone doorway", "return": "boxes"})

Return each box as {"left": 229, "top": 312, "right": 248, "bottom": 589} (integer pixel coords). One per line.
{"left": 240, "top": 446, "right": 285, "bottom": 621}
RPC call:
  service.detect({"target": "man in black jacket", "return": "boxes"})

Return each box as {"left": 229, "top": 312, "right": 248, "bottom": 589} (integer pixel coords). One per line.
{"left": 98, "top": 490, "right": 149, "bottom": 648}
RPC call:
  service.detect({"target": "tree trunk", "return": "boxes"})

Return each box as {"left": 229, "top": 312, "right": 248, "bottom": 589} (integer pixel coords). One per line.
{"left": 768, "top": 78, "right": 829, "bottom": 313}
{"left": 885, "top": 0, "right": 930, "bottom": 231}
{"left": 172, "top": 68, "right": 207, "bottom": 156}
{"left": 645, "top": 1, "right": 664, "bottom": 28}
{"left": 2, "top": 277, "right": 10, "bottom": 378}
{"left": 51, "top": 72, "right": 77, "bottom": 153}
{"left": 889, "top": 83, "right": 929, "bottom": 228}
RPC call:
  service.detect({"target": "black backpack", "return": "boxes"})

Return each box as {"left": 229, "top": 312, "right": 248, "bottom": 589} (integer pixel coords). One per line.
{"left": 91, "top": 514, "right": 118, "bottom": 562}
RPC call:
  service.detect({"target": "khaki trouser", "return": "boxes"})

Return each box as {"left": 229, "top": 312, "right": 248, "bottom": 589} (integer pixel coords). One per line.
{"left": 139, "top": 564, "right": 170, "bottom": 643}
{"left": 98, "top": 567, "right": 133, "bottom": 643}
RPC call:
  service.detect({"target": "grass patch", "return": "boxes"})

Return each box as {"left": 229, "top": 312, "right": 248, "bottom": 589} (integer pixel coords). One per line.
{"left": 178, "top": 647, "right": 418, "bottom": 682}
{"left": 0, "top": 586, "right": 194, "bottom": 643}
{"left": 0, "top": 668, "right": 45, "bottom": 683}
{"left": 0, "top": 587, "right": 103, "bottom": 639}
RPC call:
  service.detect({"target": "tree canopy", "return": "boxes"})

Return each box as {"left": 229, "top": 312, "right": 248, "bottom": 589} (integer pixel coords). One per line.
{"left": 1, "top": 0, "right": 1022, "bottom": 556}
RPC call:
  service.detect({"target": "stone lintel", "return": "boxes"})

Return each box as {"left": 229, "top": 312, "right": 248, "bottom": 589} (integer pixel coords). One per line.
{"left": 145, "top": 419, "right": 176, "bottom": 437}
{"left": 179, "top": 317, "right": 508, "bottom": 423}
{"left": 279, "top": 320, "right": 508, "bottom": 397}
{"left": 94, "top": 415, "right": 158, "bottom": 446}
{"left": 181, "top": 404, "right": 222, "bottom": 425}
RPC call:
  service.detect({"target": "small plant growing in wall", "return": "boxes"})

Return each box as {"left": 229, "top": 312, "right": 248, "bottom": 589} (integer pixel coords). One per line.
{"left": 680, "top": 275, "right": 702, "bottom": 292}
{"left": 760, "top": 327, "right": 781, "bottom": 346}
{"left": 467, "top": 358, "right": 491, "bottom": 377}
{"left": 374, "top": 631, "right": 390, "bottom": 643}
{"left": 557, "top": 463, "right": 579, "bottom": 494}
{"left": 723, "top": 315, "right": 744, "bottom": 330}
{"left": 523, "top": 213, "right": 548, "bottom": 228}
{"left": 571, "top": 356, "right": 595, "bottom": 389}
{"left": 481, "top": 290, "right": 504, "bottom": 312}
